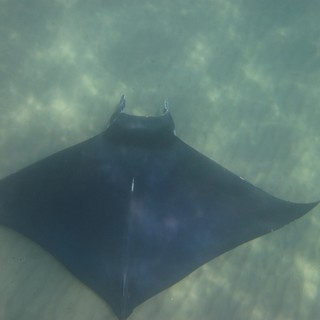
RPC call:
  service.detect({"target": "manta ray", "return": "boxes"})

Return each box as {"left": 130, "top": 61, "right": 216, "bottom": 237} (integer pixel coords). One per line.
{"left": 0, "top": 96, "right": 318, "bottom": 319}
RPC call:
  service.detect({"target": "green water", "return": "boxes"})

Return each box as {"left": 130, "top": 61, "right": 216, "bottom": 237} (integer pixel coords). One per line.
{"left": 0, "top": 1, "right": 319, "bottom": 319}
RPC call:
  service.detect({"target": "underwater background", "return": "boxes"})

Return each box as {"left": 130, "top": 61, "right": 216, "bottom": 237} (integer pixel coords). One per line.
{"left": 0, "top": 0, "right": 320, "bottom": 319}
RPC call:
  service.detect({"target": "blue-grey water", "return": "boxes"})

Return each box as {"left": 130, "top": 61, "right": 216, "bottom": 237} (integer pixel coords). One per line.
{"left": 0, "top": 1, "right": 320, "bottom": 319}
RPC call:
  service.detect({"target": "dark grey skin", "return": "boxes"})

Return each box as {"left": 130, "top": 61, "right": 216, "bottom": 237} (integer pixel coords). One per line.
{"left": 0, "top": 97, "right": 318, "bottom": 319}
